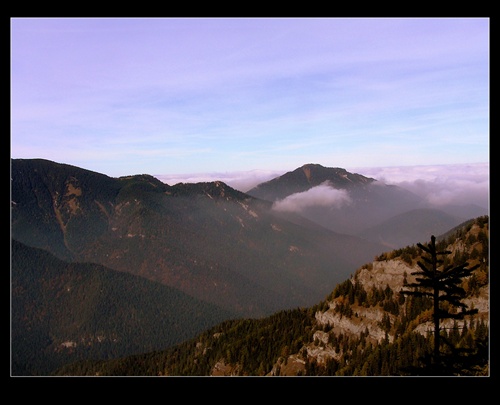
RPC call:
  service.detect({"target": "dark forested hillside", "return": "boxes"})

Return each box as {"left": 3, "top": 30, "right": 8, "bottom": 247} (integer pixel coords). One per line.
{"left": 11, "top": 158, "right": 386, "bottom": 318}
{"left": 11, "top": 240, "right": 236, "bottom": 376}
{"left": 53, "top": 216, "right": 489, "bottom": 376}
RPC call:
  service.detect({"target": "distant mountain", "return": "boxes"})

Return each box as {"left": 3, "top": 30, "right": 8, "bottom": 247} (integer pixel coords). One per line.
{"left": 11, "top": 240, "right": 235, "bottom": 376}
{"left": 357, "top": 208, "right": 467, "bottom": 250}
{"left": 247, "top": 163, "right": 375, "bottom": 201}
{"left": 53, "top": 216, "right": 489, "bottom": 376}
{"left": 247, "top": 163, "right": 484, "bottom": 247}
{"left": 434, "top": 203, "right": 488, "bottom": 220}
{"left": 11, "top": 158, "right": 386, "bottom": 319}
{"left": 247, "top": 163, "right": 425, "bottom": 235}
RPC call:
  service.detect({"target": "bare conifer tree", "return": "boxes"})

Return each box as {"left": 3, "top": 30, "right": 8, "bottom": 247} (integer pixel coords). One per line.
{"left": 401, "top": 235, "right": 479, "bottom": 373}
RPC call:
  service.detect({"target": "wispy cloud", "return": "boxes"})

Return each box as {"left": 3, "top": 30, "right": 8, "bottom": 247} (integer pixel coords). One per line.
{"left": 11, "top": 18, "right": 489, "bottom": 177}
{"left": 272, "top": 182, "right": 352, "bottom": 213}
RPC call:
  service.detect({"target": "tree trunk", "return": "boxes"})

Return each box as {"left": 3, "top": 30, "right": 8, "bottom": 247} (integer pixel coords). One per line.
{"left": 431, "top": 236, "right": 440, "bottom": 365}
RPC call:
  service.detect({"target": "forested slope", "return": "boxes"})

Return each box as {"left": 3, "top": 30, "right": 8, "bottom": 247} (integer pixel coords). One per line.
{"left": 11, "top": 240, "right": 236, "bottom": 376}
{"left": 53, "top": 216, "right": 489, "bottom": 376}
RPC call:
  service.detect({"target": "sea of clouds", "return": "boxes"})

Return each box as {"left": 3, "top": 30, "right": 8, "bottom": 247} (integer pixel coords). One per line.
{"left": 351, "top": 163, "right": 489, "bottom": 209}
{"left": 155, "top": 162, "right": 489, "bottom": 211}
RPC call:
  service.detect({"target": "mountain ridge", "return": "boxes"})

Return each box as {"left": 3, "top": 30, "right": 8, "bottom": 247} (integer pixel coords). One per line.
{"left": 11, "top": 158, "right": 386, "bottom": 319}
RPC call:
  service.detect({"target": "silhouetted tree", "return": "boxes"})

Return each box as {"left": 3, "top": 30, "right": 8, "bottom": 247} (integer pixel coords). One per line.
{"left": 401, "top": 235, "right": 479, "bottom": 374}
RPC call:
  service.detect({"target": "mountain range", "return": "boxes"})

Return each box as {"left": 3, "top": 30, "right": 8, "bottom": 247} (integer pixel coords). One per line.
{"left": 53, "top": 215, "right": 490, "bottom": 376}
{"left": 11, "top": 159, "right": 390, "bottom": 317}
{"left": 10, "top": 158, "right": 488, "bottom": 376}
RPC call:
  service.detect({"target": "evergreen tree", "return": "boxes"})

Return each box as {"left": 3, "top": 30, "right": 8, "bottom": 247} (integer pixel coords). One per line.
{"left": 401, "top": 235, "right": 479, "bottom": 374}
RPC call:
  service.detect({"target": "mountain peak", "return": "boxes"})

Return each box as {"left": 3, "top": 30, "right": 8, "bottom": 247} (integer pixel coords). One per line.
{"left": 300, "top": 163, "right": 325, "bottom": 183}
{"left": 287, "top": 163, "right": 375, "bottom": 188}
{"left": 247, "top": 163, "right": 375, "bottom": 202}
{"left": 297, "top": 163, "right": 353, "bottom": 184}
{"left": 300, "top": 163, "right": 326, "bottom": 169}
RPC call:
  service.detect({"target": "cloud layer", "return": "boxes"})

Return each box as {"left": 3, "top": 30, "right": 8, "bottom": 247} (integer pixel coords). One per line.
{"left": 272, "top": 182, "right": 352, "bottom": 212}
{"left": 348, "top": 163, "right": 489, "bottom": 209}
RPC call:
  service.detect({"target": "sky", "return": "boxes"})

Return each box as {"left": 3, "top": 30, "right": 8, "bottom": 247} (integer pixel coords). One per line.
{"left": 10, "top": 17, "right": 489, "bottom": 205}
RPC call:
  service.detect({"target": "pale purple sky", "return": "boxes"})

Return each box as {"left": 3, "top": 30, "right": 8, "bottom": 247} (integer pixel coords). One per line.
{"left": 11, "top": 17, "right": 489, "bottom": 204}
